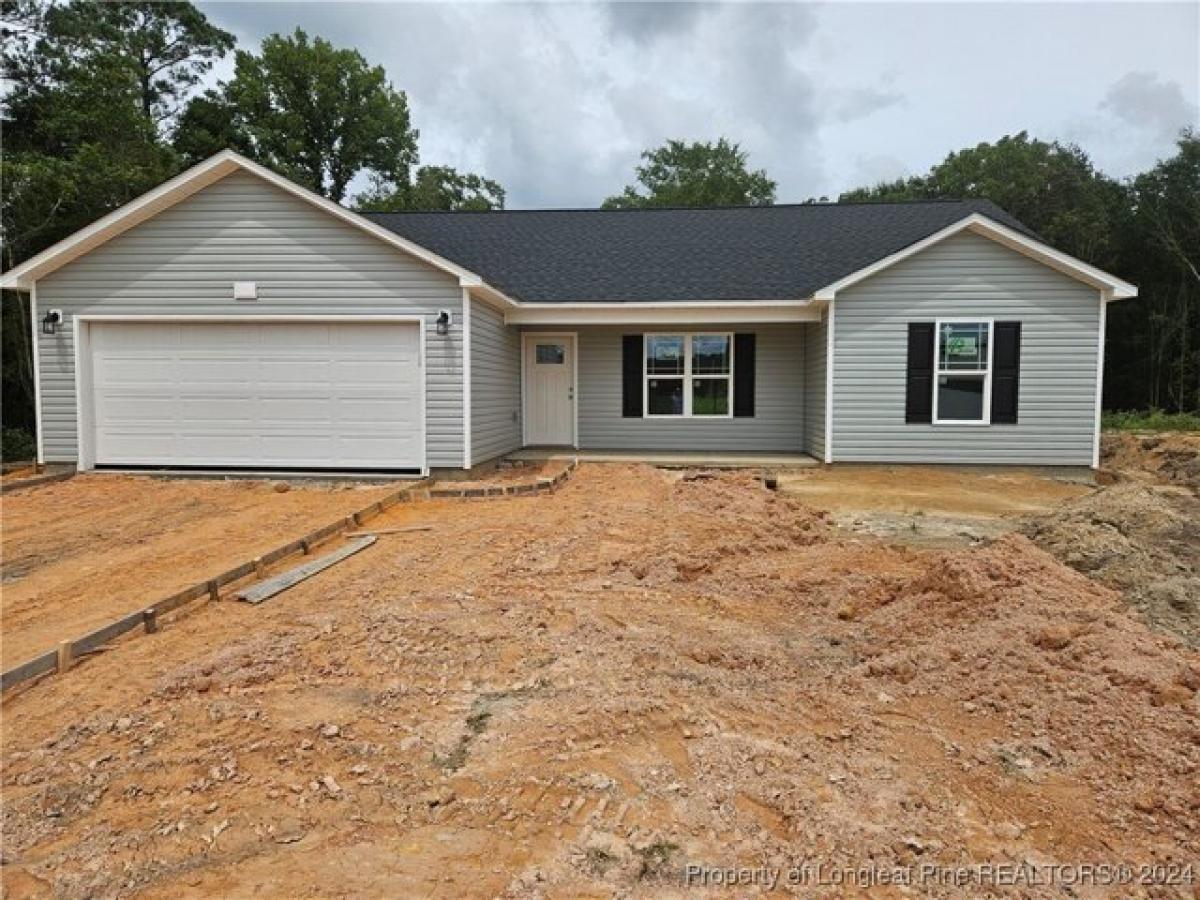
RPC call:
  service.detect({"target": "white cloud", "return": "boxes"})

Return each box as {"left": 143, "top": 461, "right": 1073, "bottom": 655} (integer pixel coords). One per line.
{"left": 197, "top": 1, "right": 1199, "bottom": 206}
{"left": 1100, "top": 71, "right": 1198, "bottom": 139}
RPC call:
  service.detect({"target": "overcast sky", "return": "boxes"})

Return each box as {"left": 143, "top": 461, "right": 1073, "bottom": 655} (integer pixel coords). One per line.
{"left": 196, "top": 1, "right": 1199, "bottom": 208}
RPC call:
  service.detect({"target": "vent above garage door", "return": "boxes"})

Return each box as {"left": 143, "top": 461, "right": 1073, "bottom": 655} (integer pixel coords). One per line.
{"left": 83, "top": 319, "right": 424, "bottom": 472}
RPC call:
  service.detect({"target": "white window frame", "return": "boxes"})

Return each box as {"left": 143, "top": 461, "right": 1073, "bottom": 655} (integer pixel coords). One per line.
{"left": 932, "top": 318, "right": 994, "bottom": 426}
{"left": 643, "top": 332, "right": 735, "bottom": 419}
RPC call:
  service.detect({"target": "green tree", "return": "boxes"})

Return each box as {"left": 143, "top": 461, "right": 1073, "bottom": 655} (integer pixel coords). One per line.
{"left": 1107, "top": 131, "right": 1200, "bottom": 413}
{"left": 1, "top": 0, "right": 230, "bottom": 437}
{"left": 355, "top": 165, "right": 506, "bottom": 212}
{"left": 37, "top": 1, "right": 234, "bottom": 129}
{"left": 602, "top": 138, "right": 775, "bottom": 209}
{"left": 172, "top": 90, "right": 249, "bottom": 163}
{"left": 840, "top": 132, "right": 1122, "bottom": 263}
{"left": 214, "top": 29, "right": 418, "bottom": 202}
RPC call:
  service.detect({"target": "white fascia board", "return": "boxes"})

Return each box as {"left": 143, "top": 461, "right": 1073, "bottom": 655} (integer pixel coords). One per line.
{"left": 0, "top": 150, "right": 510, "bottom": 298}
{"left": 465, "top": 281, "right": 519, "bottom": 310}
{"left": 811, "top": 213, "right": 1138, "bottom": 302}
{"left": 1, "top": 153, "right": 239, "bottom": 290}
{"left": 505, "top": 301, "right": 821, "bottom": 325}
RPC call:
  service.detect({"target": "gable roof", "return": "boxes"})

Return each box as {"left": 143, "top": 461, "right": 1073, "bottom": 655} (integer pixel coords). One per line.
{"left": 2, "top": 150, "right": 1136, "bottom": 303}
{"left": 364, "top": 202, "right": 1134, "bottom": 303}
{"left": 0, "top": 150, "right": 503, "bottom": 298}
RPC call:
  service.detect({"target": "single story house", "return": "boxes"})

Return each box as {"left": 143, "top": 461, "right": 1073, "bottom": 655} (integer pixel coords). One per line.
{"left": 1, "top": 150, "right": 1137, "bottom": 474}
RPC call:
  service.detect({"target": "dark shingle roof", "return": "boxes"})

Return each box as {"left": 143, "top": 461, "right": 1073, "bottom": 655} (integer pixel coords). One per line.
{"left": 362, "top": 200, "right": 1033, "bottom": 303}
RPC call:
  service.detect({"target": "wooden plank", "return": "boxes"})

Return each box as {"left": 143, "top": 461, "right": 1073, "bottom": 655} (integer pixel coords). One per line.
{"left": 0, "top": 469, "right": 75, "bottom": 495}
{"left": 156, "top": 581, "right": 210, "bottom": 615}
{"left": 213, "top": 560, "right": 256, "bottom": 588}
{"left": 235, "top": 536, "right": 377, "bottom": 605}
{"left": 344, "top": 525, "right": 433, "bottom": 537}
{"left": 261, "top": 539, "right": 304, "bottom": 567}
{"left": 1, "top": 650, "right": 58, "bottom": 691}
{"left": 302, "top": 520, "right": 346, "bottom": 548}
{"left": 72, "top": 610, "right": 145, "bottom": 656}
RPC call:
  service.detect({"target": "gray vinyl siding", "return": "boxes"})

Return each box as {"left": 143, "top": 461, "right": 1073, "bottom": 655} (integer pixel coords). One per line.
{"left": 469, "top": 297, "right": 521, "bottom": 465}
{"left": 831, "top": 231, "right": 1101, "bottom": 465}
{"left": 35, "top": 170, "right": 465, "bottom": 468}
{"left": 802, "top": 317, "right": 827, "bottom": 459}
{"left": 569, "top": 324, "right": 805, "bottom": 452}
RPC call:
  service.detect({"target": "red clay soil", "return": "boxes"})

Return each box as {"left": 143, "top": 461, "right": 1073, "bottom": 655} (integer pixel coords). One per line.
{"left": 1, "top": 475, "right": 407, "bottom": 667}
{"left": 3, "top": 464, "right": 1198, "bottom": 898}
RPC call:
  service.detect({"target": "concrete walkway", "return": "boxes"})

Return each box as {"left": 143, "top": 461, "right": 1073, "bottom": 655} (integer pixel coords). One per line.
{"left": 506, "top": 448, "right": 819, "bottom": 468}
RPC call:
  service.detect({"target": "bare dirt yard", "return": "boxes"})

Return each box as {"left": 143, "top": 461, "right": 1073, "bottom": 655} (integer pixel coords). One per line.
{"left": 3, "top": 443, "right": 1199, "bottom": 898}
{"left": 776, "top": 465, "right": 1093, "bottom": 547}
{"left": 1, "top": 476, "right": 405, "bottom": 666}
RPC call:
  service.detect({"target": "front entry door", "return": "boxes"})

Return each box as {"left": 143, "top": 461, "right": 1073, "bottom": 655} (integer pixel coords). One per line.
{"left": 524, "top": 334, "right": 575, "bottom": 445}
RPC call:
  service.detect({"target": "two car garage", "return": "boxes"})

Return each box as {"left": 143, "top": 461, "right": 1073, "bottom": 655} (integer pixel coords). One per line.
{"left": 84, "top": 320, "right": 425, "bottom": 472}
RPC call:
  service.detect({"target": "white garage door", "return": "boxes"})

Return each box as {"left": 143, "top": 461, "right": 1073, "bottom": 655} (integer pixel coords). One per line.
{"left": 89, "top": 321, "right": 424, "bottom": 470}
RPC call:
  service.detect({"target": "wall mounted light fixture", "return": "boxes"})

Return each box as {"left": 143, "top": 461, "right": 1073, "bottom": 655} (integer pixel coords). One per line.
{"left": 41, "top": 309, "right": 62, "bottom": 335}
{"left": 435, "top": 309, "right": 452, "bottom": 336}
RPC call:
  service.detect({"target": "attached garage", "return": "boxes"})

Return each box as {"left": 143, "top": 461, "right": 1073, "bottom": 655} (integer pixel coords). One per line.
{"left": 80, "top": 319, "right": 425, "bottom": 472}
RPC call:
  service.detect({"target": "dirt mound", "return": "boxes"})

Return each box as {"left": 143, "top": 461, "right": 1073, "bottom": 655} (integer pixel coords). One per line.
{"left": 1102, "top": 431, "right": 1200, "bottom": 492}
{"left": 1023, "top": 475, "right": 1200, "bottom": 648}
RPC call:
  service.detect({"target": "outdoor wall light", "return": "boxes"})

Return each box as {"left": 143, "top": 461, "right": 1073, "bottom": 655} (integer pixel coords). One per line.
{"left": 41, "top": 309, "right": 62, "bottom": 335}
{"left": 436, "top": 309, "right": 452, "bottom": 336}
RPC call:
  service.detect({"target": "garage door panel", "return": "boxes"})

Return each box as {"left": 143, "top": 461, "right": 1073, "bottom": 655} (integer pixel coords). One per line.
{"left": 97, "top": 396, "right": 182, "bottom": 421}
{"left": 95, "top": 356, "right": 180, "bottom": 384}
{"left": 177, "top": 324, "right": 260, "bottom": 348}
{"left": 90, "top": 322, "right": 424, "bottom": 469}
{"left": 177, "top": 396, "right": 261, "bottom": 421}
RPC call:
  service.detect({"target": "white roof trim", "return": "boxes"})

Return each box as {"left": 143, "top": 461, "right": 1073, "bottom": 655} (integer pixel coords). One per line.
{"left": 0, "top": 150, "right": 519, "bottom": 305}
{"left": 811, "top": 213, "right": 1138, "bottom": 302}
{"left": 505, "top": 302, "right": 821, "bottom": 325}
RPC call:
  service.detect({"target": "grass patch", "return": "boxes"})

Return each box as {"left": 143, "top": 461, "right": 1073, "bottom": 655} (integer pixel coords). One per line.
{"left": 635, "top": 840, "right": 679, "bottom": 880}
{"left": 584, "top": 847, "right": 618, "bottom": 875}
{"left": 431, "top": 739, "right": 470, "bottom": 772}
{"left": 1102, "top": 410, "right": 1200, "bottom": 432}
{"left": 466, "top": 709, "right": 492, "bottom": 735}
{"left": 433, "top": 682, "right": 545, "bottom": 771}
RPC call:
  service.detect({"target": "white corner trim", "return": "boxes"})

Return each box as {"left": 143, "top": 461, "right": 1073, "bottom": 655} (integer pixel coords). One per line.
{"left": 1093, "top": 291, "right": 1109, "bottom": 469}
{"left": 823, "top": 300, "right": 835, "bottom": 464}
{"left": 0, "top": 150, "right": 520, "bottom": 310}
{"left": 30, "top": 281, "right": 44, "bottom": 464}
{"left": 811, "top": 213, "right": 1138, "bottom": 302}
{"left": 462, "top": 289, "right": 473, "bottom": 469}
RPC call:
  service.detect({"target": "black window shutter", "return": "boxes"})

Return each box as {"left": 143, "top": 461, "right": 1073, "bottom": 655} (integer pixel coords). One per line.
{"left": 733, "top": 333, "right": 756, "bottom": 417}
{"left": 905, "top": 323, "right": 935, "bottom": 424}
{"left": 622, "top": 335, "right": 642, "bottom": 417}
{"left": 991, "top": 321, "right": 1021, "bottom": 424}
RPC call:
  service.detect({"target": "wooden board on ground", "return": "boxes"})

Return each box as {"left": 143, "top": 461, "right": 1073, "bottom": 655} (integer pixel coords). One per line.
{"left": 344, "top": 525, "right": 433, "bottom": 537}
{"left": 235, "top": 536, "right": 377, "bottom": 605}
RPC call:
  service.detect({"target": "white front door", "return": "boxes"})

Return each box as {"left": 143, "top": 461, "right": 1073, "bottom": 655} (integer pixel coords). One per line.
{"left": 523, "top": 334, "right": 575, "bottom": 446}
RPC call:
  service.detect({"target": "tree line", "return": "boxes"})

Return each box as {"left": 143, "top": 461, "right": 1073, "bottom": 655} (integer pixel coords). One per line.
{"left": 2, "top": 1, "right": 1196, "bottom": 455}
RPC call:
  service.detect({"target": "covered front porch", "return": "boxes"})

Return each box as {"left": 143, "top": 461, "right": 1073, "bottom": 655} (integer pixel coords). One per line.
{"left": 510, "top": 321, "right": 828, "bottom": 458}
